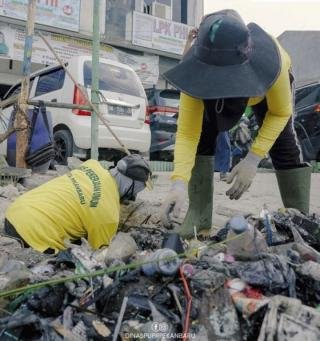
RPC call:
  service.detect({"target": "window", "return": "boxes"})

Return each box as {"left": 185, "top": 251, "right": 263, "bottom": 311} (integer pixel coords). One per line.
{"left": 159, "top": 89, "right": 180, "bottom": 107}
{"left": 3, "top": 78, "right": 34, "bottom": 101}
{"left": 3, "top": 84, "right": 21, "bottom": 100}
{"left": 144, "top": 0, "right": 172, "bottom": 20}
{"left": 295, "top": 84, "right": 320, "bottom": 110}
{"left": 35, "top": 68, "right": 65, "bottom": 96}
{"left": 83, "top": 62, "right": 146, "bottom": 98}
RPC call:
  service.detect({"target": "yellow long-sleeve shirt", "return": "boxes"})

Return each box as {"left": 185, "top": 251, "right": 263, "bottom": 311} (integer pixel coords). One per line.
{"left": 172, "top": 39, "right": 293, "bottom": 182}
{"left": 6, "top": 160, "right": 120, "bottom": 253}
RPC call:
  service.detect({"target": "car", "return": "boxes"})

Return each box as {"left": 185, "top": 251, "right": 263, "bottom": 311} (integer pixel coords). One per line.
{"left": 0, "top": 56, "right": 151, "bottom": 164}
{"left": 145, "top": 88, "right": 179, "bottom": 161}
{"left": 294, "top": 82, "right": 320, "bottom": 162}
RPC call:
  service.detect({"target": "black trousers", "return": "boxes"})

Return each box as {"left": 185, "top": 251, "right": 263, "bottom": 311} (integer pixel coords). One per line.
{"left": 4, "top": 218, "right": 55, "bottom": 254}
{"left": 196, "top": 99, "right": 303, "bottom": 170}
{"left": 4, "top": 218, "right": 30, "bottom": 247}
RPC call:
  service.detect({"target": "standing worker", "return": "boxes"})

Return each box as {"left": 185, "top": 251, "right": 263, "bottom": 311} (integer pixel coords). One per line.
{"left": 161, "top": 9, "right": 311, "bottom": 238}
{"left": 4, "top": 154, "right": 151, "bottom": 253}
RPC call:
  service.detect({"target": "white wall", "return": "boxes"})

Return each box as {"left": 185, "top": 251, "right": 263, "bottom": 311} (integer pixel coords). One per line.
{"left": 204, "top": 0, "right": 320, "bottom": 36}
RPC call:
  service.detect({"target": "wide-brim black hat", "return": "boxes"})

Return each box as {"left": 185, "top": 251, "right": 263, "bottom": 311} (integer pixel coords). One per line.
{"left": 163, "top": 10, "right": 281, "bottom": 99}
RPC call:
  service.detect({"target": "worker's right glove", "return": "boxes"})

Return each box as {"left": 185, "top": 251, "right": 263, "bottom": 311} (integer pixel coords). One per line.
{"left": 160, "top": 180, "right": 187, "bottom": 227}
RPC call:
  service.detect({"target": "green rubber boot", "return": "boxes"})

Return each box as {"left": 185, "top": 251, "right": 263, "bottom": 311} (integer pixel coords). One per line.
{"left": 275, "top": 165, "right": 312, "bottom": 214}
{"left": 178, "top": 155, "right": 214, "bottom": 239}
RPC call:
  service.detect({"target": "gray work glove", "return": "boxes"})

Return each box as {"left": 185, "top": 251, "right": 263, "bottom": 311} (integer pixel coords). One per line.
{"left": 226, "top": 152, "right": 262, "bottom": 200}
{"left": 160, "top": 180, "right": 187, "bottom": 227}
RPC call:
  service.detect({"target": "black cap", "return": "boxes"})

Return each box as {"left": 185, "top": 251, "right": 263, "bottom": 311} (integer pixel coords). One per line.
{"left": 116, "top": 154, "right": 151, "bottom": 182}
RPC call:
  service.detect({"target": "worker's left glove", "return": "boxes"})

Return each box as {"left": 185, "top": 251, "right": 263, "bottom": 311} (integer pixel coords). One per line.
{"left": 226, "top": 152, "right": 262, "bottom": 200}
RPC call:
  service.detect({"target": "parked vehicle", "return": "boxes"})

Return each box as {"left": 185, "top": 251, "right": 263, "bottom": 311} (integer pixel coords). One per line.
{"left": 0, "top": 56, "right": 151, "bottom": 164}
{"left": 145, "top": 88, "right": 179, "bottom": 161}
{"left": 294, "top": 82, "right": 320, "bottom": 162}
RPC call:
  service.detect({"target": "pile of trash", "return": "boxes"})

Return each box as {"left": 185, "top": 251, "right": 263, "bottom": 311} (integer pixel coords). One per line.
{"left": 1, "top": 208, "right": 320, "bottom": 340}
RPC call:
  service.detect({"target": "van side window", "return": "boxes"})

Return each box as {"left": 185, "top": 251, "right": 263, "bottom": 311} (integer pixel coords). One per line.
{"left": 4, "top": 85, "right": 21, "bottom": 99}
{"left": 2, "top": 79, "right": 34, "bottom": 100}
{"left": 35, "top": 68, "right": 65, "bottom": 96}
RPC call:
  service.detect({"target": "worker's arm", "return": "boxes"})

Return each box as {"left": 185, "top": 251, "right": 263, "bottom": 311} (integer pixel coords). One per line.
{"left": 250, "top": 44, "right": 293, "bottom": 157}
{"left": 226, "top": 41, "right": 293, "bottom": 200}
{"left": 171, "top": 93, "right": 204, "bottom": 183}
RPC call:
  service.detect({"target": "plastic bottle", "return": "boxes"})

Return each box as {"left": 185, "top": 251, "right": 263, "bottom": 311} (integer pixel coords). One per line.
{"left": 142, "top": 248, "right": 180, "bottom": 276}
{"left": 226, "top": 216, "right": 268, "bottom": 258}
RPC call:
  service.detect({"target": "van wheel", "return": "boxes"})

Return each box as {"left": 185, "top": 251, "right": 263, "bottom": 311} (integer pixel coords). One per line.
{"left": 53, "top": 129, "right": 73, "bottom": 165}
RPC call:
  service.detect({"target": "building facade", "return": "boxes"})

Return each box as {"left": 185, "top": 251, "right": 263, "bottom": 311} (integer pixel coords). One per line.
{"left": 0, "top": 0, "right": 203, "bottom": 97}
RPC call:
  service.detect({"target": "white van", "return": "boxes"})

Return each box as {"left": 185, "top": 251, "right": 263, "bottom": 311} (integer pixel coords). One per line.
{"left": 0, "top": 56, "right": 151, "bottom": 164}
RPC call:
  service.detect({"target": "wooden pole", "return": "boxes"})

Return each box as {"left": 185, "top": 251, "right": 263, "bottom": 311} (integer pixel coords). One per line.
{"left": 15, "top": 0, "right": 36, "bottom": 168}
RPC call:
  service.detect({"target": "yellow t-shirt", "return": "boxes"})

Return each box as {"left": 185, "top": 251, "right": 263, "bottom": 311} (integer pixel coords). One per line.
{"left": 6, "top": 160, "right": 120, "bottom": 253}
{"left": 172, "top": 38, "right": 293, "bottom": 182}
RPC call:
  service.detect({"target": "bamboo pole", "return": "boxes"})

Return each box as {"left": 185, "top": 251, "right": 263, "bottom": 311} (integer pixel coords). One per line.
{"left": 91, "top": 0, "right": 100, "bottom": 160}
{"left": 15, "top": 0, "right": 36, "bottom": 168}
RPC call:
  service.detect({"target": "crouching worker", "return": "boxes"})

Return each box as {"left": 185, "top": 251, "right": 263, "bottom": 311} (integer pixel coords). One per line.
{"left": 4, "top": 154, "right": 151, "bottom": 254}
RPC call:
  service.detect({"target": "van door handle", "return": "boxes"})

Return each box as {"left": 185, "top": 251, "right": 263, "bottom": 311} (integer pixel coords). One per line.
{"left": 51, "top": 98, "right": 57, "bottom": 102}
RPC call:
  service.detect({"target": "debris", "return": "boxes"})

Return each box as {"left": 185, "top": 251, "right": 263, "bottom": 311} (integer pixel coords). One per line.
{"left": 27, "top": 285, "right": 67, "bottom": 317}
{"left": 260, "top": 205, "right": 274, "bottom": 246}
{"left": 227, "top": 278, "right": 270, "bottom": 316}
{"left": 258, "top": 296, "right": 320, "bottom": 340}
{"left": 1, "top": 206, "right": 320, "bottom": 340}
{"left": 198, "top": 287, "right": 242, "bottom": 340}
{"left": 92, "top": 319, "right": 111, "bottom": 337}
{"left": 226, "top": 215, "right": 268, "bottom": 258}
{"left": 112, "top": 296, "right": 128, "bottom": 341}
{"left": 228, "top": 254, "right": 297, "bottom": 297}
{"left": 96, "top": 232, "right": 137, "bottom": 264}
{"left": 141, "top": 248, "right": 181, "bottom": 276}
{"left": 0, "top": 185, "right": 20, "bottom": 201}
{"left": 162, "top": 232, "right": 184, "bottom": 253}
{"left": 0, "top": 255, "right": 30, "bottom": 291}
{"left": 295, "top": 260, "right": 320, "bottom": 306}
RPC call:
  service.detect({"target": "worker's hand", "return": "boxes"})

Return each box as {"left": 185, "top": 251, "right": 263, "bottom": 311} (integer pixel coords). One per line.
{"left": 183, "top": 28, "right": 199, "bottom": 57}
{"left": 160, "top": 180, "right": 187, "bottom": 227}
{"left": 187, "top": 28, "right": 199, "bottom": 42}
{"left": 226, "top": 152, "right": 262, "bottom": 200}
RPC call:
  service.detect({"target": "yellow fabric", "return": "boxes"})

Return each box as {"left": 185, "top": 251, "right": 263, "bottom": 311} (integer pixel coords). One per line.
{"left": 250, "top": 41, "right": 292, "bottom": 157}
{"left": 172, "top": 39, "right": 292, "bottom": 182}
{"left": 171, "top": 93, "right": 204, "bottom": 182}
{"left": 6, "top": 160, "right": 120, "bottom": 253}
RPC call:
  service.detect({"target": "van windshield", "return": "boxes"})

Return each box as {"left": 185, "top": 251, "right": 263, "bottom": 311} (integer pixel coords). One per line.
{"left": 83, "top": 61, "right": 145, "bottom": 98}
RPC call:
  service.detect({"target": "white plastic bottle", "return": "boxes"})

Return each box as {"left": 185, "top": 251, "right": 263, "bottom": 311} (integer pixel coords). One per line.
{"left": 226, "top": 216, "right": 268, "bottom": 258}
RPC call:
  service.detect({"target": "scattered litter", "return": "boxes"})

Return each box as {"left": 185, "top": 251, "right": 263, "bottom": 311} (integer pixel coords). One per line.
{"left": 97, "top": 232, "right": 137, "bottom": 264}
{"left": 226, "top": 215, "right": 268, "bottom": 258}
{"left": 0, "top": 208, "right": 319, "bottom": 340}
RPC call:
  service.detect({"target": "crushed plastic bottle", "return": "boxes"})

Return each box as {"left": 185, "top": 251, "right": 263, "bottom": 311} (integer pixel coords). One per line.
{"left": 226, "top": 216, "right": 268, "bottom": 258}
{"left": 141, "top": 248, "right": 180, "bottom": 276}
